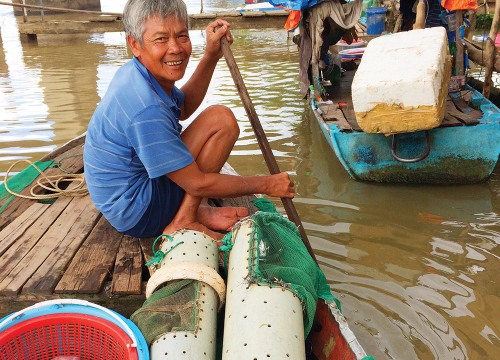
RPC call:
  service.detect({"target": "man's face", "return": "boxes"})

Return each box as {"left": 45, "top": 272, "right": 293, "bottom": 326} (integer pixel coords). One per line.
{"left": 128, "top": 15, "right": 192, "bottom": 94}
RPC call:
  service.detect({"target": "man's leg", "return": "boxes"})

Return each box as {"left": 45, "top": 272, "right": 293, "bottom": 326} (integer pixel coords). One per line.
{"left": 163, "top": 105, "right": 249, "bottom": 239}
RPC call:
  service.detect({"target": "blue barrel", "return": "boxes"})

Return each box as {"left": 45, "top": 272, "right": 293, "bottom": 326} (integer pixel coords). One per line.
{"left": 366, "top": 7, "right": 386, "bottom": 35}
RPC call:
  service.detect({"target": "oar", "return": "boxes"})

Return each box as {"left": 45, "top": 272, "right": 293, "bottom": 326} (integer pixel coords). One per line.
{"left": 220, "top": 37, "right": 317, "bottom": 262}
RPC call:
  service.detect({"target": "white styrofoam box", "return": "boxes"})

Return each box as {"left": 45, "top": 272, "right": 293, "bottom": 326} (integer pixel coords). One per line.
{"left": 352, "top": 27, "right": 451, "bottom": 134}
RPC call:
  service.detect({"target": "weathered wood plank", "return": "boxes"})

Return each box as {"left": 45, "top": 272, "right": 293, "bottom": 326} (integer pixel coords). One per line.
{"left": 0, "top": 203, "right": 49, "bottom": 257}
{"left": 111, "top": 235, "right": 143, "bottom": 295}
{"left": 442, "top": 113, "right": 464, "bottom": 127}
{"left": 21, "top": 195, "right": 101, "bottom": 295}
{"left": 319, "top": 103, "right": 353, "bottom": 131}
{"left": 0, "top": 144, "right": 85, "bottom": 231}
{"left": 138, "top": 237, "right": 156, "bottom": 276}
{"left": 54, "top": 216, "right": 123, "bottom": 294}
{"left": 0, "top": 196, "right": 73, "bottom": 287}
{"left": 451, "top": 96, "right": 483, "bottom": 119}
{"left": 0, "top": 195, "right": 97, "bottom": 296}
{"left": 446, "top": 100, "right": 480, "bottom": 125}
{"left": 339, "top": 103, "right": 362, "bottom": 131}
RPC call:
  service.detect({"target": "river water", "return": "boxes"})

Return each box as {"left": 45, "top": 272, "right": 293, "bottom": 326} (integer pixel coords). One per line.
{"left": 0, "top": 1, "right": 499, "bottom": 359}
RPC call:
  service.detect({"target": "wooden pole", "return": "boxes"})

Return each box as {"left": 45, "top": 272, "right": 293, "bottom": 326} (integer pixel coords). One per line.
{"left": 21, "top": 0, "right": 28, "bottom": 23}
{"left": 219, "top": 37, "right": 317, "bottom": 262}
{"left": 0, "top": 1, "right": 122, "bottom": 16}
{"left": 464, "top": 38, "right": 500, "bottom": 72}
{"left": 455, "top": 10, "right": 465, "bottom": 77}
{"left": 483, "top": 0, "right": 500, "bottom": 98}
{"left": 413, "top": 0, "right": 426, "bottom": 29}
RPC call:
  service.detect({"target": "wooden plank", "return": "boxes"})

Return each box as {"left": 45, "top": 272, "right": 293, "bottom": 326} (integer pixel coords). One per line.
{"left": 0, "top": 196, "right": 73, "bottom": 287}
{"left": 318, "top": 103, "right": 353, "bottom": 131}
{"left": 339, "top": 103, "right": 362, "bottom": 131}
{"left": 0, "top": 203, "right": 49, "bottom": 257}
{"left": 0, "top": 195, "right": 96, "bottom": 296}
{"left": 451, "top": 96, "right": 483, "bottom": 119}
{"left": 138, "top": 237, "right": 156, "bottom": 276}
{"left": 55, "top": 216, "right": 123, "bottom": 294}
{"left": 40, "top": 134, "right": 85, "bottom": 162}
{"left": 111, "top": 235, "right": 143, "bottom": 295}
{"left": 21, "top": 195, "right": 101, "bottom": 295}
{"left": 446, "top": 100, "right": 480, "bottom": 125}
{"left": 442, "top": 113, "right": 464, "bottom": 127}
{"left": 0, "top": 144, "right": 85, "bottom": 231}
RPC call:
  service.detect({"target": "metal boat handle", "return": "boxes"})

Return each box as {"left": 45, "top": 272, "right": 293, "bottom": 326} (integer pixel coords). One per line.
{"left": 391, "top": 130, "right": 430, "bottom": 163}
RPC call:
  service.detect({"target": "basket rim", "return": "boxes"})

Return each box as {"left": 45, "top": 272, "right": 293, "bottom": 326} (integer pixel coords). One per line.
{"left": 0, "top": 312, "right": 138, "bottom": 360}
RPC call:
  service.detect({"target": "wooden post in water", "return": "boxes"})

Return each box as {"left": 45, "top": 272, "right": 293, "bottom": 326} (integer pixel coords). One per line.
{"left": 483, "top": 0, "right": 500, "bottom": 99}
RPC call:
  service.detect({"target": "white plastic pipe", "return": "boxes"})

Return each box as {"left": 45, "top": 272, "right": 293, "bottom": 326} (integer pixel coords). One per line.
{"left": 222, "top": 219, "right": 306, "bottom": 360}
{"left": 146, "top": 230, "right": 221, "bottom": 360}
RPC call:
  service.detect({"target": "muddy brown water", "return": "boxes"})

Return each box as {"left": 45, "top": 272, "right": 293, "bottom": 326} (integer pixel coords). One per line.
{"left": 1, "top": 3, "right": 499, "bottom": 359}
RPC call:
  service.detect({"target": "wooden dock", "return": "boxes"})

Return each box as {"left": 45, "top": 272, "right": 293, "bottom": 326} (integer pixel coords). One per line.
{"left": 14, "top": 10, "right": 290, "bottom": 38}
{"left": 0, "top": 135, "right": 257, "bottom": 318}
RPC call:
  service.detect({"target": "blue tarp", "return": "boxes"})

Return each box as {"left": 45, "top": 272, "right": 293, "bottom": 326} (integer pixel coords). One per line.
{"left": 269, "top": 0, "right": 327, "bottom": 11}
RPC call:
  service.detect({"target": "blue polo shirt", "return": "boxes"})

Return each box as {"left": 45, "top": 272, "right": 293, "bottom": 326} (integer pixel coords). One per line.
{"left": 84, "top": 57, "right": 194, "bottom": 234}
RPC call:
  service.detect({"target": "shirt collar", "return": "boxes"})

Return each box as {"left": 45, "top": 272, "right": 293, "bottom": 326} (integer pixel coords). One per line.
{"left": 132, "top": 56, "right": 179, "bottom": 110}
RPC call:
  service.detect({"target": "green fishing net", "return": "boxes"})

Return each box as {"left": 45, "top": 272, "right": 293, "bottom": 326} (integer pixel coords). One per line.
{"left": 130, "top": 279, "right": 201, "bottom": 345}
{"left": 0, "top": 160, "right": 54, "bottom": 214}
{"left": 240, "top": 210, "right": 337, "bottom": 337}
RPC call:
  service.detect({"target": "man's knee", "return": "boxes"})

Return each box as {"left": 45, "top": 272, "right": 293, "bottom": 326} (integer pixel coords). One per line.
{"left": 206, "top": 105, "right": 240, "bottom": 138}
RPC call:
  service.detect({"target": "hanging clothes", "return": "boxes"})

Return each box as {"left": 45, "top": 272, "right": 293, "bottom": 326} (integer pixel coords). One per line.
{"left": 297, "top": 0, "right": 363, "bottom": 97}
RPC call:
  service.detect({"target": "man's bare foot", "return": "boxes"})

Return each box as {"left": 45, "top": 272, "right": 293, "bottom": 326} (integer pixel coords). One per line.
{"left": 163, "top": 220, "right": 224, "bottom": 241}
{"left": 198, "top": 206, "right": 249, "bottom": 231}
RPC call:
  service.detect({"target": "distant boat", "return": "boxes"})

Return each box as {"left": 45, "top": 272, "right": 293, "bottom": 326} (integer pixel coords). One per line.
{"left": 311, "top": 79, "right": 500, "bottom": 184}
{"left": 307, "top": 27, "right": 500, "bottom": 184}
{"left": 235, "top": 0, "right": 283, "bottom": 12}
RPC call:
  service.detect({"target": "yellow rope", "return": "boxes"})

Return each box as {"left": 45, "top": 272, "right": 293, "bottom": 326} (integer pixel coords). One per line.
{"left": 3, "top": 159, "right": 88, "bottom": 200}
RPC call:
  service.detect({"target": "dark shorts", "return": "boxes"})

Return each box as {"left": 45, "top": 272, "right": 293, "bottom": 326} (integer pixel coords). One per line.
{"left": 124, "top": 176, "right": 185, "bottom": 238}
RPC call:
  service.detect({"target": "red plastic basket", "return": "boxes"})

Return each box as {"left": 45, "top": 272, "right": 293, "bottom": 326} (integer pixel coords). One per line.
{"left": 0, "top": 313, "right": 139, "bottom": 360}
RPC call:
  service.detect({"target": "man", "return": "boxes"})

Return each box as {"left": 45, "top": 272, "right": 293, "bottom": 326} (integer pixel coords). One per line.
{"left": 84, "top": 0, "right": 294, "bottom": 240}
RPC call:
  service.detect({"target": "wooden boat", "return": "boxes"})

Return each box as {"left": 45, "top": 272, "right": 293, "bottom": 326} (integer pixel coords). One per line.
{"left": 311, "top": 72, "right": 500, "bottom": 184}
{"left": 0, "top": 135, "right": 368, "bottom": 359}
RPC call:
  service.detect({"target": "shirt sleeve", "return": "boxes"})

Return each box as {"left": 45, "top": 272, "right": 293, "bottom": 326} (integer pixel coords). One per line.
{"left": 126, "top": 104, "right": 194, "bottom": 179}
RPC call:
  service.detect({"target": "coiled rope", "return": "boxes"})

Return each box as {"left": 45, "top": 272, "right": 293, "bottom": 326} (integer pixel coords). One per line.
{"left": 3, "top": 158, "right": 88, "bottom": 200}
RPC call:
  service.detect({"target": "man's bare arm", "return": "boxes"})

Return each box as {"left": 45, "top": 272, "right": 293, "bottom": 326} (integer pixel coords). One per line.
{"left": 180, "top": 20, "right": 232, "bottom": 120}
{"left": 167, "top": 162, "right": 295, "bottom": 199}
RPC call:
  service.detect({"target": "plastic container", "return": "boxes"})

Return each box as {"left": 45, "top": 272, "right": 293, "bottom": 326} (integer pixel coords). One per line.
{"left": 0, "top": 299, "right": 149, "bottom": 360}
{"left": 366, "top": 7, "right": 386, "bottom": 35}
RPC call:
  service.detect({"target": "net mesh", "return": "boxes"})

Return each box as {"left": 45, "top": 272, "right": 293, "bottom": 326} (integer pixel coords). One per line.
{"left": 234, "top": 211, "right": 336, "bottom": 336}
{"left": 130, "top": 279, "right": 200, "bottom": 345}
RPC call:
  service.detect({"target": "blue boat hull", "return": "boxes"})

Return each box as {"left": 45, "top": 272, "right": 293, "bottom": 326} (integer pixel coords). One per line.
{"left": 313, "top": 87, "right": 500, "bottom": 184}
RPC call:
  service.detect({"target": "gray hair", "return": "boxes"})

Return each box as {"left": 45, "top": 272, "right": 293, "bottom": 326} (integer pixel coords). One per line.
{"left": 123, "top": 0, "right": 189, "bottom": 44}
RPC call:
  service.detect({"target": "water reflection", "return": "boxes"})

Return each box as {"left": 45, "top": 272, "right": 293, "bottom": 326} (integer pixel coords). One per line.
{"left": 295, "top": 108, "right": 500, "bottom": 359}
{"left": 0, "top": 1, "right": 499, "bottom": 359}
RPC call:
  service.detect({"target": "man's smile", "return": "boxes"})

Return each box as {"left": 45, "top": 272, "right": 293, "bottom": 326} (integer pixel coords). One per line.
{"left": 165, "top": 60, "right": 183, "bottom": 66}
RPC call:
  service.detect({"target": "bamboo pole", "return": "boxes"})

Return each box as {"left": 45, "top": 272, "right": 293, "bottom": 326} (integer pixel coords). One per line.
{"left": 482, "top": 0, "right": 500, "bottom": 98}
{"left": 219, "top": 37, "right": 316, "bottom": 262}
